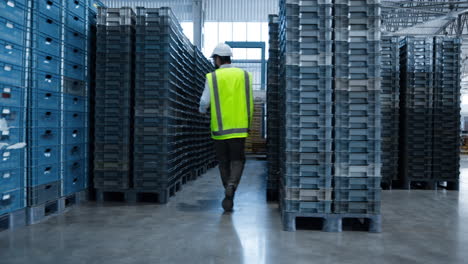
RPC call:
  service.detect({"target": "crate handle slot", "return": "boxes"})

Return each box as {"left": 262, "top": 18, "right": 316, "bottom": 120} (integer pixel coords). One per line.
{"left": 45, "top": 184, "right": 52, "bottom": 189}
{"left": 73, "top": 177, "right": 78, "bottom": 183}
{"left": 73, "top": 97, "right": 78, "bottom": 103}
{"left": 45, "top": 56, "right": 52, "bottom": 62}
{"left": 72, "top": 130, "right": 78, "bottom": 137}
{"left": 1, "top": 194, "right": 11, "bottom": 201}
{"left": 73, "top": 48, "right": 78, "bottom": 53}
{"left": 74, "top": 0, "right": 79, "bottom": 5}
{"left": 44, "top": 148, "right": 51, "bottom": 157}
{"left": 47, "top": 0, "right": 53, "bottom": 6}
{"left": 73, "top": 16, "right": 79, "bottom": 21}
{"left": 45, "top": 37, "right": 52, "bottom": 44}
{"left": 44, "top": 167, "right": 52, "bottom": 174}
{"left": 46, "top": 19, "right": 53, "bottom": 24}
{"left": 71, "top": 146, "right": 79, "bottom": 153}
{"left": 72, "top": 162, "right": 80, "bottom": 169}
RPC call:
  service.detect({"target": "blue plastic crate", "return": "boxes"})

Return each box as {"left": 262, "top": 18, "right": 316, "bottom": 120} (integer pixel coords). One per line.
{"left": 35, "top": 0, "right": 62, "bottom": 20}
{"left": 31, "top": 145, "right": 60, "bottom": 167}
{"left": 64, "top": 62, "right": 85, "bottom": 80}
{"left": 0, "top": 106, "right": 24, "bottom": 128}
{"left": 66, "top": 12, "right": 86, "bottom": 32}
{"left": 32, "top": 51, "right": 61, "bottom": 74}
{"left": 31, "top": 70, "right": 61, "bottom": 92}
{"left": 0, "top": 39, "right": 26, "bottom": 67}
{"left": 32, "top": 33, "right": 61, "bottom": 57}
{"left": 0, "top": 62, "right": 26, "bottom": 88}
{"left": 31, "top": 109, "right": 60, "bottom": 128}
{"left": 0, "top": 17, "right": 27, "bottom": 46}
{"left": 64, "top": 45, "right": 86, "bottom": 65}
{"left": 0, "top": 85, "right": 26, "bottom": 107}
{"left": 65, "top": 29, "right": 86, "bottom": 49}
{"left": 29, "top": 163, "right": 61, "bottom": 186}
{"left": 30, "top": 127, "right": 61, "bottom": 146}
{"left": 64, "top": 127, "right": 86, "bottom": 145}
{"left": 67, "top": 0, "right": 86, "bottom": 18}
{"left": 33, "top": 14, "right": 62, "bottom": 38}
{"left": 63, "top": 159, "right": 86, "bottom": 196}
{"left": 0, "top": 168, "right": 23, "bottom": 192}
{"left": 0, "top": 149, "right": 24, "bottom": 170}
{"left": 31, "top": 89, "right": 61, "bottom": 110}
{"left": 0, "top": 0, "right": 28, "bottom": 26}
{"left": 64, "top": 111, "right": 86, "bottom": 127}
{"left": 63, "top": 94, "right": 86, "bottom": 112}
{"left": 0, "top": 188, "right": 25, "bottom": 215}
{"left": 63, "top": 143, "right": 86, "bottom": 161}
{"left": 0, "top": 127, "right": 25, "bottom": 145}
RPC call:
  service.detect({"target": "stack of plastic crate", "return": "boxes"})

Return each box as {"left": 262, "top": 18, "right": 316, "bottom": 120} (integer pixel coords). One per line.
{"left": 432, "top": 36, "right": 461, "bottom": 189}
{"left": 266, "top": 14, "right": 280, "bottom": 201}
{"left": 61, "top": 0, "right": 89, "bottom": 197}
{"left": 399, "top": 37, "right": 434, "bottom": 188}
{"left": 192, "top": 48, "right": 216, "bottom": 175}
{"left": 134, "top": 7, "right": 209, "bottom": 202}
{"left": 333, "top": 0, "right": 381, "bottom": 214}
{"left": 279, "top": 0, "right": 334, "bottom": 219}
{"left": 28, "top": 0, "right": 64, "bottom": 206}
{"left": 0, "top": 0, "right": 28, "bottom": 216}
{"left": 94, "top": 7, "right": 135, "bottom": 190}
{"left": 380, "top": 36, "right": 400, "bottom": 188}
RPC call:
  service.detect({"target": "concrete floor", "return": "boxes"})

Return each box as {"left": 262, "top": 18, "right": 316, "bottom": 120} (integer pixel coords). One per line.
{"left": 1, "top": 159, "right": 468, "bottom": 264}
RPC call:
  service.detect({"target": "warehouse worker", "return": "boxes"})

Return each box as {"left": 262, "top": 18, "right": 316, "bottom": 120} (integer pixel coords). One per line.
{"left": 199, "top": 43, "right": 254, "bottom": 212}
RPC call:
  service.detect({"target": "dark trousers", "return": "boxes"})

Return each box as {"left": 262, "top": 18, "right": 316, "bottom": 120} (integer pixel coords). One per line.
{"left": 214, "top": 138, "right": 246, "bottom": 189}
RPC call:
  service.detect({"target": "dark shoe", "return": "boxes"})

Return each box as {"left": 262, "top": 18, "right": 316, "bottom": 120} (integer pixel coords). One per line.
{"left": 222, "top": 185, "right": 235, "bottom": 211}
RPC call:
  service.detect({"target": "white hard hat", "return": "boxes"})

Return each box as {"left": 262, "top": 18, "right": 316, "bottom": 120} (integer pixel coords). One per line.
{"left": 211, "top": 43, "right": 233, "bottom": 58}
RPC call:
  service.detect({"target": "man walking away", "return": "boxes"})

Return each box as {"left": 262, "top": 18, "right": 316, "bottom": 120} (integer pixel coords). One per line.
{"left": 199, "top": 43, "right": 254, "bottom": 212}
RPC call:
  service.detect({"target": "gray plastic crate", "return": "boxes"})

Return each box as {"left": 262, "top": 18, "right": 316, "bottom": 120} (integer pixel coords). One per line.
{"left": 334, "top": 189, "right": 381, "bottom": 202}
{"left": 282, "top": 187, "right": 332, "bottom": 201}
{"left": 334, "top": 177, "right": 381, "bottom": 189}
{"left": 334, "top": 162, "right": 381, "bottom": 177}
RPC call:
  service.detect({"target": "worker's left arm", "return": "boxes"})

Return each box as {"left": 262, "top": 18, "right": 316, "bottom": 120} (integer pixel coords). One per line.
{"left": 249, "top": 72, "right": 254, "bottom": 128}
{"left": 199, "top": 80, "right": 210, "bottom": 114}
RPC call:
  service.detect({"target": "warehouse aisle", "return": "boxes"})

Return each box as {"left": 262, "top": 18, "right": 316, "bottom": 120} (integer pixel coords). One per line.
{"left": 1, "top": 159, "right": 468, "bottom": 264}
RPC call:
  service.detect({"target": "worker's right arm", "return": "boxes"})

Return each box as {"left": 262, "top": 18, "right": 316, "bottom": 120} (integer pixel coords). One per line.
{"left": 199, "top": 80, "right": 210, "bottom": 114}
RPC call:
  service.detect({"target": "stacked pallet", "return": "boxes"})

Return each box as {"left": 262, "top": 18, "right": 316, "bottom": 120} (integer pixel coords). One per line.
{"left": 432, "top": 37, "right": 461, "bottom": 189}
{"left": 0, "top": 0, "right": 28, "bottom": 217}
{"left": 278, "top": 0, "right": 335, "bottom": 227}
{"left": 1, "top": 0, "right": 94, "bottom": 228}
{"left": 133, "top": 7, "right": 214, "bottom": 202}
{"left": 399, "top": 37, "right": 435, "bottom": 188}
{"left": 94, "top": 7, "right": 215, "bottom": 203}
{"left": 272, "top": 0, "right": 382, "bottom": 232}
{"left": 399, "top": 36, "right": 461, "bottom": 190}
{"left": 266, "top": 14, "right": 280, "bottom": 201}
{"left": 380, "top": 36, "right": 400, "bottom": 188}
{"left": 94, "top": 7, "right": 135, "bottom": 190}
{"left": 333, "top": 0, "right": 381, "bottom": 215}
{"left": 28, "top": 0, "right": 90, "bottom": 209}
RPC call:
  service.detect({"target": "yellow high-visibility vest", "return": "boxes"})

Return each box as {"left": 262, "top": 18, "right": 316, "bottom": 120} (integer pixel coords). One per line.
{"left": 206, "top": 67, "right": 254, "bottom": 140}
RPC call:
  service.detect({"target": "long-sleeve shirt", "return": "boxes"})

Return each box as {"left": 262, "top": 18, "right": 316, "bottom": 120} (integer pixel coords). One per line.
{"left": 198, "top": 64, "right": 234, "bottom": 114}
